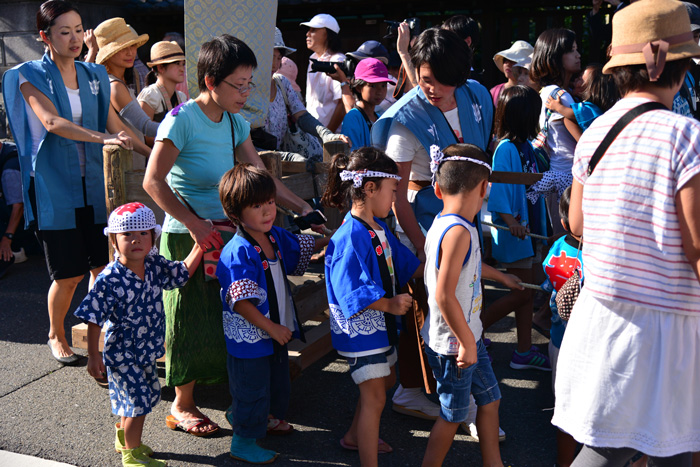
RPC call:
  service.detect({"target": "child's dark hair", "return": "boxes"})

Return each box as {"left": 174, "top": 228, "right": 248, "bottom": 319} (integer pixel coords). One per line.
{"left": 197, "top": 34, "right": 257, "bottom": 92}
{"left": 530, "top": 28, "right": 577, "bottom": 88}
{"left": 494, "top": 85, "right": 541, "bottom": 143}
{"left": 322, "top": 147, "right": 399, "bottom": 210}
{"left": 559, "top": 185, "right": 573, "bottom": 232}
{"left": 109, "top": 231, "right": 156, "bottom": 252}
{"left": 441, "top": 15, "right": 480, "bottom": 48}
{"left": 146, "top": 62, "right": 178, "bottom": 86}
{"left": 349, "top": 78, "right": 368, "bottom": 100}
{"left": 582, "top": 64, "right": 619, "bottom": 112}
{"left": 610, "top": 59, "right": 690, "bottom": 97}
{"left": 435, "top": 144, "right": 490, "bottom": 195}
{"left": 219, "top": 163, "right": 276, "bottom": 224}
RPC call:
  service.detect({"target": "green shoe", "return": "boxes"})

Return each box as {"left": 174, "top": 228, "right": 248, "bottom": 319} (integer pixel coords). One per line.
{"left": 230, "top": 434, "right": 278, "bottom": 464}
{"left": 121, "top": 447, "right": 167, "bottom": 467}
{"left": 115, "top": 423, "right": 154, "bottom": 456}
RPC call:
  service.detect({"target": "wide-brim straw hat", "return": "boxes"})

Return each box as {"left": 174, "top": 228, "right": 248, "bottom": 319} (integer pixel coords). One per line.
{"left": 95, "top": 17, "right": 149, "bottom": 65}
{"left": 147, "top": 41, "right": 185, "bottom": 67}
{"left": 493, "top": 40, "right": 534, "bottom": 72}
{"left": 603, "top": 0, "right": 700, "bottom": 80}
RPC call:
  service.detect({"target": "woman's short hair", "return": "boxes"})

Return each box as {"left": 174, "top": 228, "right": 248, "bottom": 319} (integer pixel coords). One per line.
{"left": 494, "top": 85, "right": 541, "bottom": 143}
{"left": 197, "top": 34, "right": 257, "bottom": 92}
{"left": 530, "top": 28, "right": 577, "bottom": 88}
{"left": 410, "top": 28, "right": 472, "bottom": 87}
{"left": 37, "top": 0, "right": 79, "bottom": 34}
{"left": 610, "top": 59, "right": 691, "bottom": 96}
{"left": 441, "top": 15, "right": 480, "bottom": 48}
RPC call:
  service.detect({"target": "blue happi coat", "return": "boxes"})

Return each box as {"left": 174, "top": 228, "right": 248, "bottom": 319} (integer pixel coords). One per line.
{"left": 216, "top": 226, "right": 315, "bottom": 359}
{"left": 2, "top": 53, "right": 110, "bottom": 229}
{"left": 325, "top": 213, "right": 420, "bottom": 354}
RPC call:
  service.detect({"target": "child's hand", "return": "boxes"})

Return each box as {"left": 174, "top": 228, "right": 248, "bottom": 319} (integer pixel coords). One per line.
{"left": 508, "top": 223, "right": 530, "bottom": 240}
{"left": 87, "top": 355, "right": 106, "bottom": 380}
{"left": 268, "top": 323, "right": 293, "bottom": 346}
{"left": 457, "top": 342, "right": 477, "bottom": 368}
{"left": 501, "top": 273, "right": 525, "bottom": 291}
{"left": 387, "top": 293, "right": 412, "bottom": 316}
{"left": 545, "top": 95, "right": 564, "bottom": 113}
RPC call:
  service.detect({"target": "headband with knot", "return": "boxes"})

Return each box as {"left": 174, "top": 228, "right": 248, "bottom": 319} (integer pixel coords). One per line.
{"left": 339, "top": 169, "right": 402, "bottom": 188}
{"left": 429, "top": 145, "right": 492, "bottom": 185}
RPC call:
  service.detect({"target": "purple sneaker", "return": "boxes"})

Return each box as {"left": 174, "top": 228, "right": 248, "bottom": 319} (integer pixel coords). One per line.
{"left": 510, "top": 349, "right": 552, "bottom": 371}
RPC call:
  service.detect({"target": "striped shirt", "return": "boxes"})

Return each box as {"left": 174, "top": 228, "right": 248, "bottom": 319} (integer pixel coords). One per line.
{"left": 573, "top": 98, "right": 700, "bottom": 315}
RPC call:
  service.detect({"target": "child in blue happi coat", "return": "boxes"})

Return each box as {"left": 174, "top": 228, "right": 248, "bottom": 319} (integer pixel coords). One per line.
{"left": 322, "top": 147, "right": 421, "bottom": 465}
{"left": 74, "top": 202, "right": 202, "bottom": 467}
{"left": 216, "top": 163, "right": 328, "bottom": 464}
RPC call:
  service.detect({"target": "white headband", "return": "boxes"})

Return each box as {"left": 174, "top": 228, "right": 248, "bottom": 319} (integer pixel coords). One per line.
{"left": 340, "top": 169, "right": 402, "bottom": 188}
{"left": 429, "top": 145, "right": 492, "bottom": 185}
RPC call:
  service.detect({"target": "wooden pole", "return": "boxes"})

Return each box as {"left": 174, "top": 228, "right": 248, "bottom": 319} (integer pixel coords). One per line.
{"left": 103, "top": 144, "right": 132, "bottom": 256}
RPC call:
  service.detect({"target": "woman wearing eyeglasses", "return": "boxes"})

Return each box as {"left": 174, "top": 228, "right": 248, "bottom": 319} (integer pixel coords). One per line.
{"left": 143, "top": 34, "right": 315, "bottom": 437}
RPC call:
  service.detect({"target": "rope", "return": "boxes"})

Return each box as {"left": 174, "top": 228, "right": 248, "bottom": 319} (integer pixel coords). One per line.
{"left": 482, "top": 221, "right": 549, "bottom": 240}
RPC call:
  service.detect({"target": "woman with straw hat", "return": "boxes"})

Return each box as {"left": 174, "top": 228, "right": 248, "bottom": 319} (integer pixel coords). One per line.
{"left": 92, "top": 17, "right": 159, "bottom": 167}
{"left": 489, "top": 40, "right": 534, "bottom": 107}
{"left": 1, "top": 0, "right": 146, "bottom": 367}
{"left": 138, "top": 41, "right": 187, "bottom": 123}
{"left": 552, "top": 1, "right": 700, "bottom": 464}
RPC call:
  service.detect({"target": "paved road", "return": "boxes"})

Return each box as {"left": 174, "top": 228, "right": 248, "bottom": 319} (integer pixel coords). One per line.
{"left": 0, "top": 253, "right": 557, "bottom": 466}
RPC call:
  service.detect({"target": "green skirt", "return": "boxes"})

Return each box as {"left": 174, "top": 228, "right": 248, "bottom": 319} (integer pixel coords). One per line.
{"left": 161, "top": 231, "right": 233, "bottom": 387}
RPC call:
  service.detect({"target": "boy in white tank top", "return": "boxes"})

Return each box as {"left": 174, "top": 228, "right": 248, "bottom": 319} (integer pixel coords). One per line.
{"left": 421, "top": 144, "right": 522, "bottom": 467}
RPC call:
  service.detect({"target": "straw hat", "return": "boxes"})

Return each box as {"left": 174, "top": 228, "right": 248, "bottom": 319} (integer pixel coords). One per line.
{"left": 94, "top": 18, "right": 149, "bottom": 65}
{"left": 493, "top": 40, "right": 534, "bottom": 72}
{"left": 147, "top": 41, "right": 185, "bottom": 67}
{"left": 603, "top": 0, "right": 700, "bottom": 80}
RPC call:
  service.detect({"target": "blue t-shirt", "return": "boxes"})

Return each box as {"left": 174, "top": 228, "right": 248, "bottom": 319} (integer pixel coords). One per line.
{"left": 541, "top": 234, "right": 583, "bottom": 349}
{"left": 571, "top": 101, "right": 603, "bottom": 132}
{"left": 156, "top": 100, "right": 251, "bottom": 233}
{"left": 488, "top": 139, "right": 547, "bottom": 263}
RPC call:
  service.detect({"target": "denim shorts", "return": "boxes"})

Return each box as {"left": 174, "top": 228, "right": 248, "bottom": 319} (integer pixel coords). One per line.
{"left": 346, "top": 346, "right": 397, "bottom": 385}
{"left": 425, "top": 340, "right": 501, "bottom": 423}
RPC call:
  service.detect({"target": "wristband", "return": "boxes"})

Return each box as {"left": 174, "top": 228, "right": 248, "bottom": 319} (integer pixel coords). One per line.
{"left": 3, "top": 232, "right": 13, "bottom": 240}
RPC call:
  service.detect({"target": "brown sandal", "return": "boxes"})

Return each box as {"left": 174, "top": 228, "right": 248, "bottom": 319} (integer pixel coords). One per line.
{"left": 165, "top": 414, "right": 219, "bottom": 437}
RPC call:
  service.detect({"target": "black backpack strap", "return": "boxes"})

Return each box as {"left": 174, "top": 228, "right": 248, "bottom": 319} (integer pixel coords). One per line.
{"left": 587, "top": 102, "right": 666, "bottom": 176}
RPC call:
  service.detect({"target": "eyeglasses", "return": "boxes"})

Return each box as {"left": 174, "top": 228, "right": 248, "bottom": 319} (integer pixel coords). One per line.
{"left": 220, "top": 80, "right": 256, "bottom": 94}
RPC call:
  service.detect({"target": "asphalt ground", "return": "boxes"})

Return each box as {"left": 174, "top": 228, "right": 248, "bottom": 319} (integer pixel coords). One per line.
{"left": 0, "top": 252, "right": 556, "bottom": 467}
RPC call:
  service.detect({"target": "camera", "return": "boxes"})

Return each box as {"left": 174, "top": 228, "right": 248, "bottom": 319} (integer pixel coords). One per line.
{"left": 384, "top": 17, "right": 421, "bottom": 40}
{"left": 289, "top": 210, "right": 328, "bottom": 232}
{"left": 309, "top": 57, "right": 356, "bottom": 78}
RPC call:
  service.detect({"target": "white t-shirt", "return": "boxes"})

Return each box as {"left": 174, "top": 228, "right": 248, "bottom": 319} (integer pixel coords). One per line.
{"left": 539, "top": 84, "right": 577, "bottom": 172}
{"left": 305, "top": 51, "right": 345, "bottom": 127}
{"left": 19, "top": 73, "right": 86, "bottom": 176}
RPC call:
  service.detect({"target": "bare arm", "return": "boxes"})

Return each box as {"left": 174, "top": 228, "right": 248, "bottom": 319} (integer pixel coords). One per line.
{"left": 326, "top": 99, "right": 346, "bottom": 133}
{"left": 482, "top": 263, "right": 524, "bottom": 290}
{"left": 563, "top": 116, "right": 583, "bottom": 142}
{"left": 234, "top": 299, "right": 292, "bottom": 345}
{"left": 83, "top": 29, "right": 98, "bottom": 63}
{"left": 676, "top": 173, "right": 700, "bottom": 281}
{"left": 546, "top": 95, "right": 576, "bottom": 121}
{"left": 393, "top": 161, "right": 425, "bottom": 254}
{"left": 397, "top": 23, "right": 418, "bottom": 89}
{"left": 0, "top": 203, "right": 23, "bottom": 262}
{"left": 235, "top": 136, "right": 314, "bottom": 215}
{"left": 86, "top": 322, "right": 106, "bottom": 379}
{"left": 105, "top": 105, "right": 152, "bottom": 157}
{"left": 568, "top": 179, "right": 584, "bottom": 237}
{"left": 110, "top": 80, "right": 135, "bottom": 114}
{"left": 142, "top": 139, "right": 223, "bottom": 250}
{"left": 328, "top": 65, "right": 356, "bottom": 113}
{"left": 139, "top": 100, "right": 156, "bottom": 120}
{"left": 20, "top": 81, "right": 132, "bottom": 149}
{"left": 182, "top": 242, "right": 203, "bottom": 277}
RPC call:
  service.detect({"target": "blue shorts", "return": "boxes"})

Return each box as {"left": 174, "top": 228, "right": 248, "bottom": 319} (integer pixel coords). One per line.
{"left": 425, "top": 340, "right": 501, "bottom": 423}
{"left": 346, "top": 346, "right": 397, "bottom": 385}
{"left": 108, "top": 363, "right": 161, "bottom": 417}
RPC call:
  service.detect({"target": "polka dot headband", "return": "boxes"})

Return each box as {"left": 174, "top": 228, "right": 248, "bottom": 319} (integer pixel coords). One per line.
{"left": 339, "top": 169, "right": 402, "bottom": 188}
{"left": 429, "top": 145, "right": 492, "bottom": 185}
{"left": 104, "top": 202, "right": 162, "bottom": 237}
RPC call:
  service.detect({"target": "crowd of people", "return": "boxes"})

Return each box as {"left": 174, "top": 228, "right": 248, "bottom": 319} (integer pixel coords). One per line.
{"left": 1, "top": 0, "right": 699, "bottom": 466}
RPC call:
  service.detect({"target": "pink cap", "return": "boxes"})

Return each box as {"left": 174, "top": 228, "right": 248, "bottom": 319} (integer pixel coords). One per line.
{"left": 276, "top": 57, "right": 301, "bottom": 92}
{"left": 354, "top": 58, "right": 396, "bottom": 85}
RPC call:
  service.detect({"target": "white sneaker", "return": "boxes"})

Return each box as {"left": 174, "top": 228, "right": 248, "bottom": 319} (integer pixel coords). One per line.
{"left": 463, "top": 422, "right": 506, "bottom": 443}
{"left": 12, "top": 248, "right": 27, "bottom": 264}
{"left": 392, "top": 385, "right": 440, "bottom": 420}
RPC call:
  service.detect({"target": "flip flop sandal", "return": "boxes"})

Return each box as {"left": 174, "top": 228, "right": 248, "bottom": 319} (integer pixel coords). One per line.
{"left": 266, "top": 418, "right": 294, "bottom": 435}
{"left": 165, "top": 415, "right": 219, "bottom": 437}
{"left": 339, "top": 438, "right": 393, "bottom": 454}
{"left": 95, "top": 376, "right": 109, "bottom": 389}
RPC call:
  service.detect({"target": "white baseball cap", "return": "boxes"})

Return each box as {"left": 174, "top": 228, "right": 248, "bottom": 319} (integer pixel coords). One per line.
{"left": 300, "top": 14, "right": 340, "bottom": 34}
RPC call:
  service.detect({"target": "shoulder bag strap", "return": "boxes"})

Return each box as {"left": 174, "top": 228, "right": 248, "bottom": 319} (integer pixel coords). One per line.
{"left": 227, "top": 112, "right": 236, "bottom": 164}
{"left": 273, "top": 75, "right": 291, "bottom": 112}
{"left": 587, "top": 101, "right": 666, "bottom": 176}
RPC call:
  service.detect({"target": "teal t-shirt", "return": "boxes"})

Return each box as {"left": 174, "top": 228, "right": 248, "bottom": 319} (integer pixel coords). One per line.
{"left": 156, "top": 100, "right": 251, "bottom": 233}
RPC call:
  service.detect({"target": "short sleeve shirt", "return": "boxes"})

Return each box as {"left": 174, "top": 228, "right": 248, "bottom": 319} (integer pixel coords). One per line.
{"left": 156, "top": 100, "right": 251, "bottom": 232}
